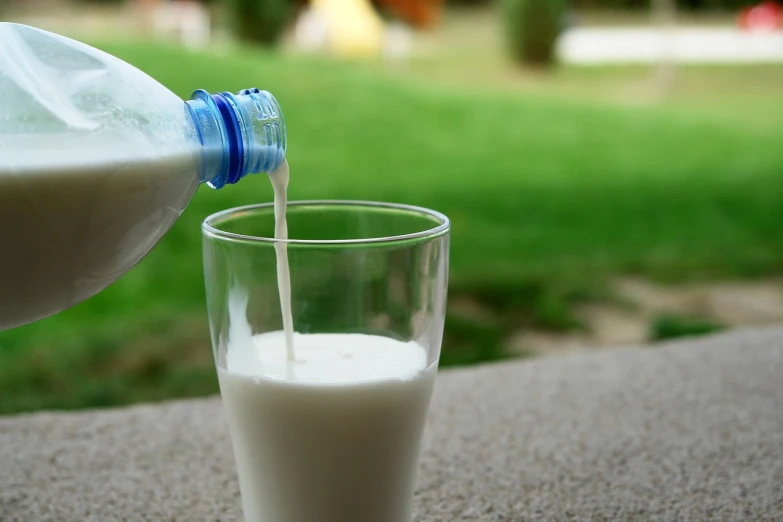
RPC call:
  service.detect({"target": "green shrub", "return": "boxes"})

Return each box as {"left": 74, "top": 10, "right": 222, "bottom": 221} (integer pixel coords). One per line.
{"left": 502, "top": 0, "right": 565, "bottom": 67}
{"left": 227, "top": 0, "right": 294, "bottom": 46}
{"left": 649, "top": 314, "right": 726, "bottom": 342}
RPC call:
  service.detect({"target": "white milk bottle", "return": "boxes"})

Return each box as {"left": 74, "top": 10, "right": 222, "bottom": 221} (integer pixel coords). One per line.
{"left": 0, "top": 23, "right": 287, "bottom": 330}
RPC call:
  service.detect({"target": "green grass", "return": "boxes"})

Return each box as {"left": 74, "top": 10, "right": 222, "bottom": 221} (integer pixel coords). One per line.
{"left": 1, "top": 41, "right": 782, "bottom": 414}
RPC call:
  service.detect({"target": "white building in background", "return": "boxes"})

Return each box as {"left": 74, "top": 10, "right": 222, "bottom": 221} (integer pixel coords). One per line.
{"left": 559, "top": 27, "right": 783, "bottom": 65}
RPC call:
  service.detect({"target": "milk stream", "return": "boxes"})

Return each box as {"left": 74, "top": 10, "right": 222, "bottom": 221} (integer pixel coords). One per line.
{"left": 269, "top": 160, "right": 295, "bottom": 361}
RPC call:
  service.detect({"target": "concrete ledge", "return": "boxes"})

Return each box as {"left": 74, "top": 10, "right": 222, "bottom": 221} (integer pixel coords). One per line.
{"left": 2, "top": 328, "right": 782, "bottom": 520}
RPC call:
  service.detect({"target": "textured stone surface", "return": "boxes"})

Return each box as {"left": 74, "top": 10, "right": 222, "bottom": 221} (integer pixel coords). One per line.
{"left": 2, "top": 328, "right": 782, "bottom": 521}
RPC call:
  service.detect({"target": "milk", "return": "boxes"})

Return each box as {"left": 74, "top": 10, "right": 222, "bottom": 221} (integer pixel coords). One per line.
{"left": 0, "top": 148, "right": 199, "bottom": 330}
{"left": 218, "top": 331, "right": 436, "bottom": 522}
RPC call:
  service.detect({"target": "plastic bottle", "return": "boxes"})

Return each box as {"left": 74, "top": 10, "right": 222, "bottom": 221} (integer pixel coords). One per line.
{"left": 0, "top": 23, "right": 287, "bottom": 330}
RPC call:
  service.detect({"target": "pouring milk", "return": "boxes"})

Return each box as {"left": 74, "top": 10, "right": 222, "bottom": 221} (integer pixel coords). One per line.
{"left": 216, "top": 162, "right": 438, "bottom": 522}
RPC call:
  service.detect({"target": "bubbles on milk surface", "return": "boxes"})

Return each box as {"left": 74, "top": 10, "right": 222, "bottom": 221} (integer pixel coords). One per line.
{"left": 226, "top": 330, "right": 429, "bottom": 384}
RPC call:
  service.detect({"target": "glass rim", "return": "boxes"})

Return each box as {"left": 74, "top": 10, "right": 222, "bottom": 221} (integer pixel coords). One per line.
{"left": 202, "top": 200, "right": 450, "bottom": 245}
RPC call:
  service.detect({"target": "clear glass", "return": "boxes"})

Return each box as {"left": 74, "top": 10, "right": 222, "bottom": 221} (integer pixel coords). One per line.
{"left": 202, "top": 200, "right": 450, "bottom": 522}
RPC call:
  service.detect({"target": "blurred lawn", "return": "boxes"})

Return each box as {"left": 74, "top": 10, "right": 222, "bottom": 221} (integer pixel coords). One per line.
{"left": 1, "top": 41, "right": 782, "bottom": 413}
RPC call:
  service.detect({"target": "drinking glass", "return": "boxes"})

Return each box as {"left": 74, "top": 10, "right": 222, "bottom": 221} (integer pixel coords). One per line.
{"left": 202, "top": 200, "right": 450, "bottom": 522}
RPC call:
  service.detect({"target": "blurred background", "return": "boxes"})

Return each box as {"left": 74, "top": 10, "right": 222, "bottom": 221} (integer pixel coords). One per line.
{"left": 1, "top": 0, "right": 782, "bottom": 414}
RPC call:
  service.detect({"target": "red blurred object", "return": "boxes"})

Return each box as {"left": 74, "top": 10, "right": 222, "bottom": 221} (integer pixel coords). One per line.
{"left": 373, "top": 0, "right": 444, "bottom": 28}
{"left": 738, "top": 1, "right": 783, "bottom": 32}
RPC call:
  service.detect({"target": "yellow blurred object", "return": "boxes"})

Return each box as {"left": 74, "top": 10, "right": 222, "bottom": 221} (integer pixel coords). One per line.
{"left": 310, "top": 0, "right": 385, "bottom": 57}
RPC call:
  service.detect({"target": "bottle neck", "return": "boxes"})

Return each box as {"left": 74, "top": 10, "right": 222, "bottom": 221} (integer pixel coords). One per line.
{"left": 185, "top": 88, "right": 287, "bottom": 189}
